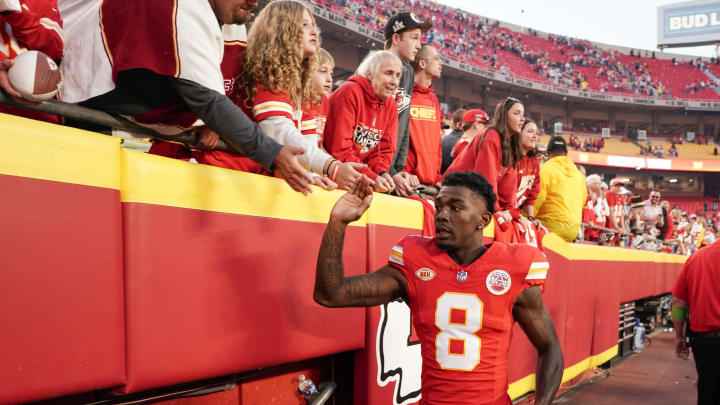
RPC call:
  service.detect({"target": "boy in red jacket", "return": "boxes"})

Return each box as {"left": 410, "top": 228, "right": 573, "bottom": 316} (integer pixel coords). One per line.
{"left": 403, "top": 44, "right": 443, "bottom": 195}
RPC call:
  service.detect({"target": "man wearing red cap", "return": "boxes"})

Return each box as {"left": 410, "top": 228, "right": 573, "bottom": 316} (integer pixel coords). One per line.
{"left": 451, "top": 108, "right": 490, "bottom": 159}
{"left": 605, "top": 178, "right": 627, "bottom": 243}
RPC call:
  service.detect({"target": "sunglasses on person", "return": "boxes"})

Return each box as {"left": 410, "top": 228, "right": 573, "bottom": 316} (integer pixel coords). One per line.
{"left": 504, "top": 96, "right": 520, "bottom": 107}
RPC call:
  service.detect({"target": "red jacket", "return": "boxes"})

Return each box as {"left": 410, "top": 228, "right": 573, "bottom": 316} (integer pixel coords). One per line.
{"left": 444, "top": 128, "right": 517, "bottom": 211}
{"left": 323, "top": 75, "right": 398, "bottom": 180}
{"left": 198, "top": 85, "right": 316, "bottom": 174}
{"left": 403, "top": 83, "right": 442, "bottom": 185}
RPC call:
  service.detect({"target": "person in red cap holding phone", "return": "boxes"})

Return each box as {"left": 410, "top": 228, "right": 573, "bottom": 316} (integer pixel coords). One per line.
{"left": 451, "top": 108, "right": 490, "bottom": 160}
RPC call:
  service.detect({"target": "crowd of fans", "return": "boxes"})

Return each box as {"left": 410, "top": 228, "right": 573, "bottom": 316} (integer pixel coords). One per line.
{"left": 320, "top": 0, "right": 720, "bottom": 100}
{"left": 581, "top": 177, "right": 720, "bottom": 254}
{"left": 567, "top": 135, "right": 604, "bottom": 153}
{"left": 0, "top": 0, "right": 717, "bottom": 257}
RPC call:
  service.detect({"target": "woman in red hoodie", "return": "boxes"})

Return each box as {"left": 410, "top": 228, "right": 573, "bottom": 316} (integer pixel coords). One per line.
{"left": 445, "top": 96, "right": 525, "bottom": 222}
{"left": 324, "top": 50, "right": 401, "bottom": 192}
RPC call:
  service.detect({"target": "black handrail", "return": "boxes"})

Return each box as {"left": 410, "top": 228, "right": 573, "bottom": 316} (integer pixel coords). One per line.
{"left": 0, "top": 90, "right": 237, "bottom": 153}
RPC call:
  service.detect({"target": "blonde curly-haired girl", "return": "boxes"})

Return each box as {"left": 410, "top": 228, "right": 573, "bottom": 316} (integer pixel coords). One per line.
{"left": 200, "top": 0, "right": 367, "bottom": 191}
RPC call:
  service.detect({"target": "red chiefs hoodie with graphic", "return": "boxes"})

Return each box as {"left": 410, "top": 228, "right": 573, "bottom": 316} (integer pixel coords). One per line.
{"left": 404, "top": 82, "right": 443, "bottom": 186}
{"left": 323, "top": 75, "right": 398, "bottom": 180}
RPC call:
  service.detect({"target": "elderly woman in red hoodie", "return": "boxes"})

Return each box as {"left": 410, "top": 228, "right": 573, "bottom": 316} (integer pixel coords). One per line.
{"left": 323, "top": 50, "right": 401, "bottom": 192}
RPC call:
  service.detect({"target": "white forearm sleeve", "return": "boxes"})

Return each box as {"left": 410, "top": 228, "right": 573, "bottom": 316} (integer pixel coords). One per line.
{"left": 258, "top": 116, "right": 330, "bottom": 174}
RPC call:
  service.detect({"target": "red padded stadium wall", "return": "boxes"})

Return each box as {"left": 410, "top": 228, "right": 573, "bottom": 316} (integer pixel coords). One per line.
{"left": 120, "top": 203, "right": 366, "bottom": 393}
{"left": 354, "top": 223, "right": 423, "bottom": 405}
{"left": 0, "top": 175, "right": 125, "bottom": 403}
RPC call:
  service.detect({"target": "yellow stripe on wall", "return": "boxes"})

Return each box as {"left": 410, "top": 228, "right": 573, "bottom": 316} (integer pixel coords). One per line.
{"left": 121, "top": 150, "right": 369, "bottom": 226}
{"left": 542, "top": 232, "right": 687, "bottom": 264}
{"left": 366, "top": 192, "right": 423, "bottom": 229}
{"left": 507, "top": 345, "right": 618, "bottom": 399}
{"left": 0, "top": 113, "right": 121, "bottom": 190}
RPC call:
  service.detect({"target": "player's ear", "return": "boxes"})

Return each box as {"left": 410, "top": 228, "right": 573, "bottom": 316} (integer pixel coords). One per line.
{"left": 476, "top": 211, "right": 493, "bottom": 231}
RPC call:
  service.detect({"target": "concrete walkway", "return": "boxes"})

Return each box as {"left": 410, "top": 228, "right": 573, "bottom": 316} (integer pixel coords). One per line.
{"left": 554, "top": 331, "right": 698, "bottom": 405}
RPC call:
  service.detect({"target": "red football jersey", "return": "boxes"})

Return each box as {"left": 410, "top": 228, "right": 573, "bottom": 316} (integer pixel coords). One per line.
{"left": 605, "top": 191, "right": 624, "bottom": 229}
{"left": 198, "top": 86, "right": 316, "bottom": 173}
{"left": 388, "top": 237, "right": 549, "bottom": 405}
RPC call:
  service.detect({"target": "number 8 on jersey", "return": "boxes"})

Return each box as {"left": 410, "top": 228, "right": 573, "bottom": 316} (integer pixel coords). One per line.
{"left": 435, "top": 292, "right": 484, "bottom": 371}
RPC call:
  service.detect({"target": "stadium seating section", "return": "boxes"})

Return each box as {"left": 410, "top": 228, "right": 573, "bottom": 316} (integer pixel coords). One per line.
{"left": 665, "top": 196, "right": 719, "bottom": 215}
{"left": 312, "top": 0, "right": 720, "bottom": 101}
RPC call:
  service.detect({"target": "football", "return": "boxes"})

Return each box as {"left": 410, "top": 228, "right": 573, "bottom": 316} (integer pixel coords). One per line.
{"left": 8, "top": 50, "right": 62, "bottom": 102}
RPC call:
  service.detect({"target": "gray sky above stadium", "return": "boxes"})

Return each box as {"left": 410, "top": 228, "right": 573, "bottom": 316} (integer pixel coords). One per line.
{"left": 441, "top": 0, "right": 718, "bottom": 58}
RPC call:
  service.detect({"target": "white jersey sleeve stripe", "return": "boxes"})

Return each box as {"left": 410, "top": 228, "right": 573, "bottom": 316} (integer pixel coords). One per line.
{"left": 253, "top": 102, "right": 294, "bottom": 116}
{"left": 389, "top": 245, "right": 404, "bottom": 266}
{"left": 389, "top": 255, "right": 404, "bottom": 266}
{"left": 39, "top": 18, "right": 65, "bottom": 42}
{"left": 530, "top": 261, "right": 550, "bottom": 269}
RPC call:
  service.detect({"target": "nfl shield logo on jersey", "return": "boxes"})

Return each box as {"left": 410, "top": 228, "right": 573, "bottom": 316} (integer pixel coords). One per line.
{"left": 486, "top": 269, "right": 511, "bottom": 295}
{"left": 457, "top": 270, "right": 468, "bottom": 283}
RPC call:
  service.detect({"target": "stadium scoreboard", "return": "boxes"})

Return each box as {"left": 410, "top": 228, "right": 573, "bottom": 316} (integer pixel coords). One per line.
{"left": 658, "top": 0, "right": 720, "bottom": 48}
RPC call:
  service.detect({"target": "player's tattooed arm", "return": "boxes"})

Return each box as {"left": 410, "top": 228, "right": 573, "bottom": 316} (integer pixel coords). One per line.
{"left": 314, "top": 179, "right": 407, "bottom": 308}
{"left": 513, "top": 287, "right": 563, "bottom": 405}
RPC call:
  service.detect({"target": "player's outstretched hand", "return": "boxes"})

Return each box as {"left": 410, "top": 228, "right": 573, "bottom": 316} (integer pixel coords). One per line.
{"left": 330, "top": 177, "right": 373, "bottom": 224}
{"left": 274, "top": 145, "right": 314, "bottom": 195}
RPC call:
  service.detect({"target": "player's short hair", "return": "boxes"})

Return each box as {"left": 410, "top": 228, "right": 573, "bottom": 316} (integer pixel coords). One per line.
{"left": 442, "top": 171, "right": 497, "bottom": 214}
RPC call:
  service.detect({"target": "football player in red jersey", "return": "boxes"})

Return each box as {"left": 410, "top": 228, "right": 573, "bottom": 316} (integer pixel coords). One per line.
{"left": 314, "top": 171, "right": 563, "bottom": 405}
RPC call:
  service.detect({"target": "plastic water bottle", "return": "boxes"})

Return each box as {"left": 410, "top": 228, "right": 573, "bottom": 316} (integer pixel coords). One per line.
{"left": 633, "top": 319, "right": 646, "bottom": 351}
{"left": 298, "top": 374, "right": 318, "bottom": 400}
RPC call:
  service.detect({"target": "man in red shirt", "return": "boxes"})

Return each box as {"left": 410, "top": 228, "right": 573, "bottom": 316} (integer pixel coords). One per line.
{"left": 672, "top": 239, "right": 720, "bottom": 405}
{"left": 605, "top": 178, "right": 627, "bottom": 244}
{"left": 315, "top": 171, "right": 562, "bottom": 405}
{"left": 404, "top": 43, "right": 444, "bottom": 195}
